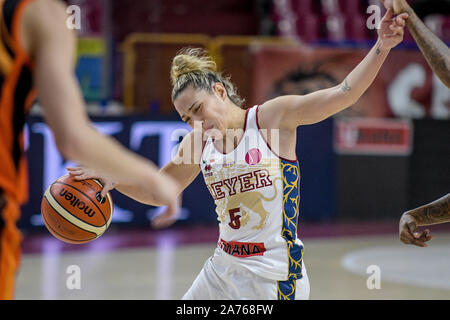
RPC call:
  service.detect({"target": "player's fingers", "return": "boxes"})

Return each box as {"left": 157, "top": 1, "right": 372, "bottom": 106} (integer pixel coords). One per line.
{"left": 151, "top": 210, "right": 173, "bottom": 229}
{"left": 416, "top": 229, "right": 430, "bottom": 238}
{"left": 395, "top": 27, "right": 404, "bottom": 36}
{"left": 400, "top": 228, "right": 415, "bottom": 242}
{"left": 395, "top": 15, "right": 406, "bottom": 26}
{"left": 400, "top": 233, "right": 413, "bottom": 243}
{"left": 413, "top": 231, "right": 422, "bottom": 239}
{"left": 420, "top": 235, "right": 434, "bottom": 243}
{"left": 400, "top": 233, "right": 427, "bottom": 247}
{"left": 401, "top": 236, "right": 415, "bottom": 245}
{"left": 400, "top": 236, "right": 411, "bottom": 244}
{"left": 151, "top": 215, "right": 175, "bottom": 229}
{"left": 383, "top": 8, "right": 394, "bottom": 21}
{"left": 418, "top": 230, "right": 434, "bottom": 242}
{"left": 402, "top": 232, "right": 424, "bottom": 246}
{"left": 68, "top": 172, "right": 84, "bottom": 178}
{"left": 409, "top": 230, "right": 428, "bottom": 246}
{"left": 389, "top": 24, "right": 403, "bottom": 35}
{"left": 73, "top": 173, "right": 93, "bottom": 181}
{"left": 100, "top": 184, "right": 113, "bottom": 199}
{"left": 400, "top": 230, "right": 414, "bottom": 244}
{"left": 152, "top": 201, "right": 180, "bottom": 229}
{"left": 406, "top": 221, "right": 417, "bottom": 234}
{"left": 66, "top": 167, "right": 85, "bottom": 172}
{"left": 397, "top": 13, "right": 409, "bottom": 20}
{"left": 411, "top": 239, "right": 428, "bottom": 247}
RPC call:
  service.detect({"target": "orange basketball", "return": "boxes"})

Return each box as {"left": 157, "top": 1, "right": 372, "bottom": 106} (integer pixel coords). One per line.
{"left": 41, "top": 175, "right": 113, "bottom": 244}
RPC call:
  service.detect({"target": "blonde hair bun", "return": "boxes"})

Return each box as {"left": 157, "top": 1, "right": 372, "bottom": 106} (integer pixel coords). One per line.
{"left": 170, "top": 48, "right": 217, "bottom": 85}
{"left": 171, "top": 47, "right": 245, "bottom": 108}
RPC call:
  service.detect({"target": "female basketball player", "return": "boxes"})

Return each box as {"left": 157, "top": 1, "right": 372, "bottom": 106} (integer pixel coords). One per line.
{"left": 69, "top": 9, "right": 408, "bottom": 299}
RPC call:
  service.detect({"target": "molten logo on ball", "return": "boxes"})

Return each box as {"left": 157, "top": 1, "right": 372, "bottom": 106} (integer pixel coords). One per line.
{"left": 60, "top": 189, "right": 96, "bottom": 217}
{"left": 245, "top": 148, "right": 262, "bottom": 165}
{"left": 41, "top": 175, "right": 113, "bottom": 244}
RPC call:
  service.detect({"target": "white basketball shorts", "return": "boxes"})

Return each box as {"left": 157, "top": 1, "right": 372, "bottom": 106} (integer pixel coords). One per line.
{"left": 182, "top": 248, "right": 310, "bottom": 300}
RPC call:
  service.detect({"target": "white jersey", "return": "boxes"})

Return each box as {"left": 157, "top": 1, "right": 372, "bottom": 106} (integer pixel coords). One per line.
{"left": 200, "top": 105, "right": 304, "bottom": 283}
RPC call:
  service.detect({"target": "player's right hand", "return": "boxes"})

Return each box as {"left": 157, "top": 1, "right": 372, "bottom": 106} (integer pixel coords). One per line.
{"left": 399, "top": 212, "right": 434, "bottom": 247}
{"left": 67, "top": 166, "right": 117, "bottom": 199}
{"left": 149, "top": 174, "right": 181, "bottom": 229}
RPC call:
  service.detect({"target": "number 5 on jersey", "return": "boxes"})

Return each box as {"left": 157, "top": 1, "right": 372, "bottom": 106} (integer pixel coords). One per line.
{"left": 228, "top": 208, "right": 241, "bottom": 230}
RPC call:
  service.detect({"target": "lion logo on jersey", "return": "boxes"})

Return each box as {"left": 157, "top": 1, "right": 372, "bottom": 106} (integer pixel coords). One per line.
{"left": 217, "top": 176, "right": 282, "bottom": 230}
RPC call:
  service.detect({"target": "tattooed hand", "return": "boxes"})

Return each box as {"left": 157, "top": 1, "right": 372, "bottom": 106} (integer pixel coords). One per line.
{"left": 399, "top": 213, "right": 433, "bottom": 247}
{"left": 399, "top": 193, "right": 450, "bottom": 247}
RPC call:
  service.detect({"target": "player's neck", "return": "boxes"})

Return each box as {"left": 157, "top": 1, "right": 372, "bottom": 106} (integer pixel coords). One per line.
{"left": 214, "top": 104, "right": 247, "bottom": 153}
{"left": 225, "top": 103, "right": 246, "bottom": 131}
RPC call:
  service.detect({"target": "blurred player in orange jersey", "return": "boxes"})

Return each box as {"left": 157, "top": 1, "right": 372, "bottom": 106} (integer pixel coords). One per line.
{"left": 0, "top": 0, "right": 180, "bottom": 300}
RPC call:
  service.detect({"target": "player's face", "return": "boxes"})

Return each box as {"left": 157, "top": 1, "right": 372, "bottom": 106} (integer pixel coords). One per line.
{"left": 174, "top": 84, "right": 228, "bottom": 137}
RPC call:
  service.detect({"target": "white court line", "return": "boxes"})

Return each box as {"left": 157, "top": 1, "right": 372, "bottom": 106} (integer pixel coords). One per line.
{"left": 156, "top": 233, "right": 176, "bottom": 299}
{"left": 341, "top": 245, "right": 450, "bottom": 291}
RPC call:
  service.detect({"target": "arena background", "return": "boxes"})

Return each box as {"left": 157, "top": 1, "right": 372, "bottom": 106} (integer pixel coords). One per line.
{"left": 16, "top": 0, "right": 450, "bottom": 300}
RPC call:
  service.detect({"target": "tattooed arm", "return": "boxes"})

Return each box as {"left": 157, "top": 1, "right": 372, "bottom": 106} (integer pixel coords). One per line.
{"left": 405, "top": 193, "right": 450, "bottom": 226}
{"left": 399, "top": 193, "right": 450, "bottom": 247}
{"left": 382, "top": 0, "right": 450, "bottom": 88}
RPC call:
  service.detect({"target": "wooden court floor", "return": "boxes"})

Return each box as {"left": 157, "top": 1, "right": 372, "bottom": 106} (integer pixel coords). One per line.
{"left": 15, "top": 226, "right": 450, "bottom": 300}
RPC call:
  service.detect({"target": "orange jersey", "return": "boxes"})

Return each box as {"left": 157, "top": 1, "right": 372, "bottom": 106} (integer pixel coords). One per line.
{"left": 0, "top": 0, "right": 37, "bottom": 204}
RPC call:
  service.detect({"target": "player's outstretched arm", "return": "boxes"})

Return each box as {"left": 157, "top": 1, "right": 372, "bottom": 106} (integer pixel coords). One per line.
{"left": 23, "top": 0, "right": 180, "bottom": 210}
{"left": 114, "top": 130, "right": 202, "bottom": 206}
{"left": 399, "top": 193, "right": 450, "bottom": 247}
{"left": 402, "top": 193, "right": 450, "bottom": 227}
{"left": 68, "top": 130, "right": 202, "bottom": 228}
{"left": 69, "top": 130, "right": 201, "bottom": 228}
{"left": 260, "top": 9, "right": 407, "bottom": 128}
{"left": 382, "top": 0, "right": 450, "bottom": 88}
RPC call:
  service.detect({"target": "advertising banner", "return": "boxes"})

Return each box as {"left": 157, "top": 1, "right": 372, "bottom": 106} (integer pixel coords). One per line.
{"left": 250, "top": 46, "right": 450, "bottom": 119}
{"left": 20, "top": 116, "right": 337, "bottom": 230}
{"left": 21, "top": 116, "right": 217, "bottom": 230}
{"left": 334, "top": 118, "right": 413, "bottom": 155}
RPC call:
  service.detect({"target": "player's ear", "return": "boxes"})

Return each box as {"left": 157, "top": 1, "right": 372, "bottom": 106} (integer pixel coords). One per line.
{"left": 213, "top": 82, "right": 227, "bottom": 101}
